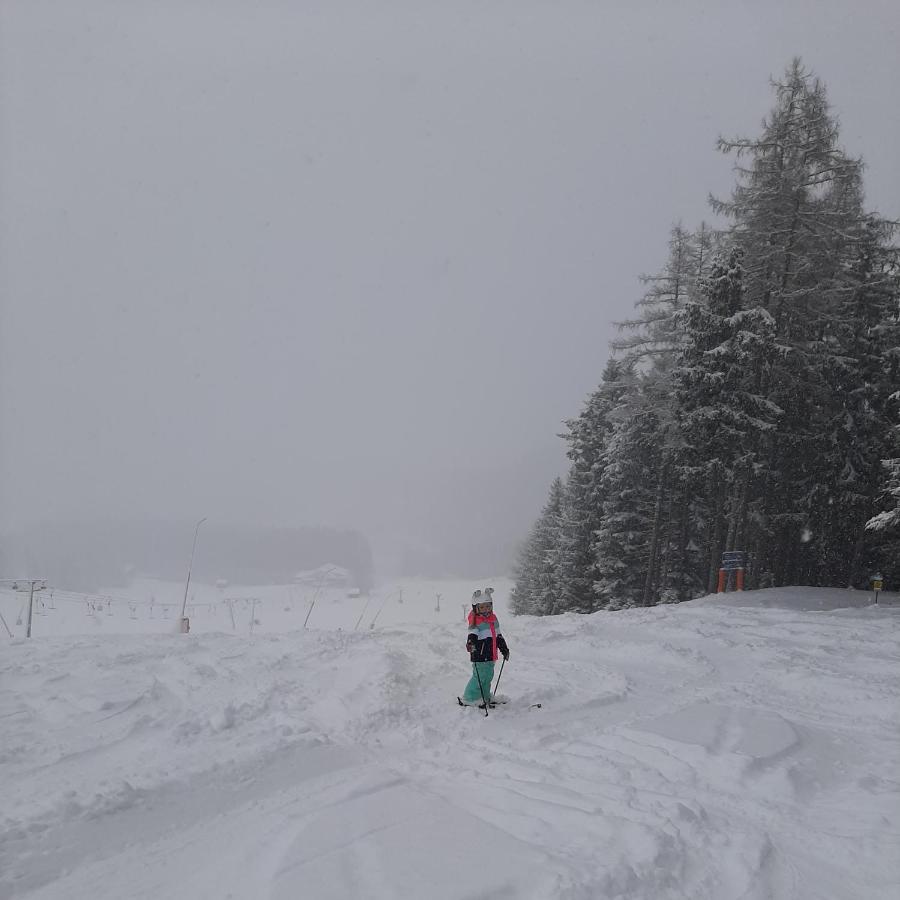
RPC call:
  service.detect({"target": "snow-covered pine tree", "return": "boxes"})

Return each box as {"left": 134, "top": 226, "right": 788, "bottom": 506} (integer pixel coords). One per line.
{"left": 607, "top": 223, "right": 720, "bottom": 605}
{"left": 813, "top": 216, "right": 900, "bottom": 585}
{"left": 510, "top": 477, "right": 565, "bottom": 615}
{"left": 862, "top": 453, "right": 900, "bottom": 591}
{"left": 592, "top": 369, "right": 671, "bottom": 608}
{"left": 865, "top": 412, "right": 900, "bottom": 590}
{"left": 867, "top": 446, "right": 900, "bottom": 533}
{"left": 710, "top": 58, "right": 897, "bottom": 587}
{"left": 554, "top": 359, "right": 629, "bottom": 613}
{"left": 614, "top": 224, "right": 694, "bottom": 362}
{"left": 672, "top": 246, "right": 781, "bottom": 593}
{"left": 862, "top": 248, "right": 900, "bottom": 584}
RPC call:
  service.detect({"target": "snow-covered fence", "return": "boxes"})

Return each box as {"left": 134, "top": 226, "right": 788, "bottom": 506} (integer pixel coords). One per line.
{"left": 0, "top": 577, "right": 514, "bottom": 638}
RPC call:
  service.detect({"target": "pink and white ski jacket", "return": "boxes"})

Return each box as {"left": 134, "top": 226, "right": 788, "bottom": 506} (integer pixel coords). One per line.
{"left": 466, "top": 610, "right": 509, "bottom": 663}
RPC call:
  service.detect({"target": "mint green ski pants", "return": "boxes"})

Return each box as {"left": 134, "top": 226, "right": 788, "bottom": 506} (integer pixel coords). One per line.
{"left": 463, "top": 661, "right": 495, "bottom": 703}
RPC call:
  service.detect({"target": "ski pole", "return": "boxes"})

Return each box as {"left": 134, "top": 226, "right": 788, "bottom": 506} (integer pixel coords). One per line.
{"left": 491, "top": 657, "right": 506, "bottom": 702}
{"left": 472, "top": 660, "right": 489, "bottom": 717}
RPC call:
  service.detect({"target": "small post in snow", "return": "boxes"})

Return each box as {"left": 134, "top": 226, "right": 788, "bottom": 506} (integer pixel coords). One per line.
{"left": 180, "top": 517, "right": 207, "bottom": 634}
{"left": 871, "top": 573, "right": 883, "bottom": 605}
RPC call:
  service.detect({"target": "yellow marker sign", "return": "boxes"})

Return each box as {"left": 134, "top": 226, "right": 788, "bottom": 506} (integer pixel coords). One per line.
{"left": 872, "top": 579, "right": 883, "bottom": 592}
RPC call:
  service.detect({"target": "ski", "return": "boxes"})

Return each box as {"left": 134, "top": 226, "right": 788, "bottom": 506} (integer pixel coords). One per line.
{"left": 457, "top": 697, "right": 540, "bottom": 709}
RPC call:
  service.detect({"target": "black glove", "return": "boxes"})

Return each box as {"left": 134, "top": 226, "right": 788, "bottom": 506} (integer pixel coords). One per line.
{"left": 466, "top": 639, "right": 476, "bottom": 653}
{"left": 502, "top": 648, "right": 510, "bottom": 661}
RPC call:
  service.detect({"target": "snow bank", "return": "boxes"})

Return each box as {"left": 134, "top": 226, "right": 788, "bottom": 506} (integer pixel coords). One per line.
{"left": 693, "top": 585, "right": 896, "bottom": 611}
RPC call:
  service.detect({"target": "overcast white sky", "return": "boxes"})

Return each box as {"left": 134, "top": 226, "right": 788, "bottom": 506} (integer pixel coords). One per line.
{"left": 2, "top": 0, "right": 899, "bottom": 573}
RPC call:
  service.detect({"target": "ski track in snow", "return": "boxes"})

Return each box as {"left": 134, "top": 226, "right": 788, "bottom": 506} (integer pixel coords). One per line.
{"left": 1, "top": 586, "right": 898, "bottom": 899}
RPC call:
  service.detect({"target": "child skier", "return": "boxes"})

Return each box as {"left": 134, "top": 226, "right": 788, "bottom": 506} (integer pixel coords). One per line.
{"left": 460, "top": 588, "right": 509, "bottom": 707}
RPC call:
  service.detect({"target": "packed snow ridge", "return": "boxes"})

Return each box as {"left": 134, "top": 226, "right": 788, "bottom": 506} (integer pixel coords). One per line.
{"left": 1, "top": 582, "right": 898, "bottom": 900}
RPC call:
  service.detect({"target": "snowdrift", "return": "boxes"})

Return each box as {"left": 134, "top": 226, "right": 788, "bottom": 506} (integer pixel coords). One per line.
{"left": 693, "top": 584, "right": 895, "bottom": 611}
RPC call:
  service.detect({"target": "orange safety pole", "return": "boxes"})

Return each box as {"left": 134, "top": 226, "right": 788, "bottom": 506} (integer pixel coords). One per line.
{"left": 717, "top": 568, "right": 726, "bottom": 593}
{"left": 736, "top": 568, "right": 744, "bottom": 591}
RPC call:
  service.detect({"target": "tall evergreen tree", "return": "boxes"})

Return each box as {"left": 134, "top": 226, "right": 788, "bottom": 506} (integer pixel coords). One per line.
{"left": 812, "top": 220, "right": 900, "bottom": 584}
{"left": 672, "top": 246, "right": 781, "bottom": 592}
{"left": 592, "top": 370, "right": 669, "bottom": 608}
{"left": 866, "top": 410, "right": 900, "bottom": 589}
{"left": 711, "top": 58, "right": 898, "bottom": 587}
{"left": 605, "top": 223, "right": 719, "bottom": 606}
{"left": 510, "top": 478, "right": 565, "bottom": 615}
{"left": 554, "top": 360, "right": 629, "bottom": 613}
{"left": 614, "top": 223, "right": 718, "bottom": 365}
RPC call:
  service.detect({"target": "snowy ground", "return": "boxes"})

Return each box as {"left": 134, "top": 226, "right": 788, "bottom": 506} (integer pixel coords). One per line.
{"left": 1, "top": 581, "right": 898, "bottom": 899}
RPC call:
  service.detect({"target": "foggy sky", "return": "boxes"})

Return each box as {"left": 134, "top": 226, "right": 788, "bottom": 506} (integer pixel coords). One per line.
{"left": 2, "top": 1, "right": 899, "bottom": 574}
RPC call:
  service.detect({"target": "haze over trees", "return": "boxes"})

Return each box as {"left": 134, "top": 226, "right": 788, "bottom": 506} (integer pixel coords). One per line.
{"left": 512, "top": 60, "right": 900, "bottom": 615}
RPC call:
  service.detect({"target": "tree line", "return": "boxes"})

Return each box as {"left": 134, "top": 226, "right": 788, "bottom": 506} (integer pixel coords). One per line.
{"left": 511, "top": 60, "right": 900, "bottom": 615}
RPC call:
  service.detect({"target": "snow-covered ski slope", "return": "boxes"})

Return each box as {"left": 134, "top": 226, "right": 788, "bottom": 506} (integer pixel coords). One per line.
{"left": 2, "top": 583, "right": 898, "bottom": 900}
